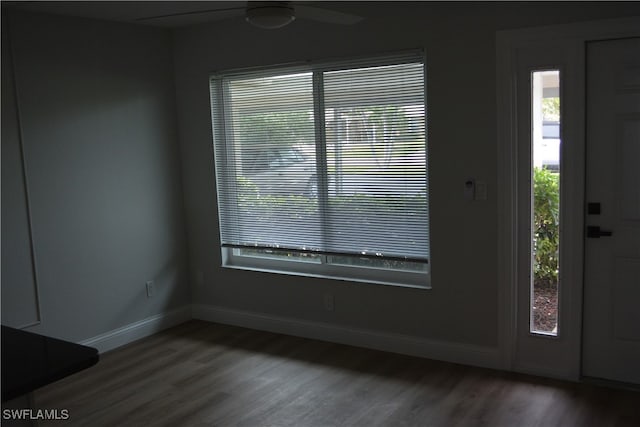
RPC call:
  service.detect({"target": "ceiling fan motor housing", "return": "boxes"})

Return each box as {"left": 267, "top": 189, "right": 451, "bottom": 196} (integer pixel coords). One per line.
{"left": 246, "top": 1, "right": 296, "bottom": 29}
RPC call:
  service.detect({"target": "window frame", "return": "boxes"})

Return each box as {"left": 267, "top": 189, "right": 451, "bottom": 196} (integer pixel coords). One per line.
{"left": 210, "top": 50, "right": 431, "bottom": 289}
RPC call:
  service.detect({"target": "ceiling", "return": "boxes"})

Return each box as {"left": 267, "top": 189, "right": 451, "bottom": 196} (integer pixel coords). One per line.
{"left": 2, "top": 1, "right": 355, "bottom": 28}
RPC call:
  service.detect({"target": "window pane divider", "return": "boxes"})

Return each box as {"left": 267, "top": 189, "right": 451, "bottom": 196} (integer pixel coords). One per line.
{"left": 313, "top": 71, "right": 331, "bottom": 251}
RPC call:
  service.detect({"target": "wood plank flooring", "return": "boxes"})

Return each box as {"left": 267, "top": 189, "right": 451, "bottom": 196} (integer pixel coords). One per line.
{"left": 33, "top": 320, "right": 640, "bottom": 426}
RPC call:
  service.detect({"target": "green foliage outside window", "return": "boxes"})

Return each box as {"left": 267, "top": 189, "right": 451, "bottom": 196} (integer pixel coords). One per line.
{"left": 533, "top": 166, "right": 560, "bottom": 287}
{"left": 238, "top": 111, "right": 314, "bottom": 146}
{"left": 542, "top": 97, "right": 560, "bottom": 122}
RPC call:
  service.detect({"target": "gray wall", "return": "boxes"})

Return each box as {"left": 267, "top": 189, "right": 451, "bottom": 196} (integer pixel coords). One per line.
{"left": 1, "top": 11, "right": 189, "bottom": 341}
{"left": 173, "top": 2, "right": 640, "bottom": 349}
{"left": 1, "top": 14, "right": 40, "bottom": 327}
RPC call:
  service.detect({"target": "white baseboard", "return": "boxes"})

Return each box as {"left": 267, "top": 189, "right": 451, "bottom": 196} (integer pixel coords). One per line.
{"left": 80, "top": 306, "right": 192, "bottom": 353}
{"left": 79, "top": 304, "right": 501, "bottom": 369}
{"left": 192, "top": 304, "right": 501, "bottom": 370}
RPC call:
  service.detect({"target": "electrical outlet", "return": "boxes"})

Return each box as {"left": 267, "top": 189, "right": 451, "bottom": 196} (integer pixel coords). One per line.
{"left": 146, "top": 281, "right": 155, "bottom": 297}
{"left": 324, "top": 294, "right": 334, "bottom": 312}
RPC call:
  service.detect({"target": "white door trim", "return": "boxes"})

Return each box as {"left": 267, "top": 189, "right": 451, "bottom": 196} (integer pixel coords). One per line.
{"left": 497, "top": 16, "right": 640, "bottom": 380}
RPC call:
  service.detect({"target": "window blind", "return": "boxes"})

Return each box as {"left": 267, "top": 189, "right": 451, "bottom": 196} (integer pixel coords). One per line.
{"left": 211, "top": 52, "right": 429, "bottom": 265}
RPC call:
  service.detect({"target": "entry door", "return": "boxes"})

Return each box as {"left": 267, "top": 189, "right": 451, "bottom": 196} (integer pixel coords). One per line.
{"left": 583, "top": 38, "right": 640, "bottom": 384}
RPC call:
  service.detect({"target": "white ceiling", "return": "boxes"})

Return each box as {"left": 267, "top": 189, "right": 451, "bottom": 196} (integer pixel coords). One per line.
{"left": 2, "top": 1, "right": 357, "bottom": 28}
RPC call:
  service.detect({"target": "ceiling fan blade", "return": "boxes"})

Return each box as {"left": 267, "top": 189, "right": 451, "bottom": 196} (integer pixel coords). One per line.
{"left": 295, "top": 5, "right": 363, "bottom": 25}
{"left": 135, "top": 6, "right": 245, "bottom": 25}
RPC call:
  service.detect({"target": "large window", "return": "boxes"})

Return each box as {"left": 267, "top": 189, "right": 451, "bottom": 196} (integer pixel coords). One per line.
{"left": 210, "top": 52, "right": 430, "bottom": 288}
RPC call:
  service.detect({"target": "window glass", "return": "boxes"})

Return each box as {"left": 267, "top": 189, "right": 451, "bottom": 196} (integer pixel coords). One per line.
{"left": 531, "top": 70, "right": 561, "bottom": 335}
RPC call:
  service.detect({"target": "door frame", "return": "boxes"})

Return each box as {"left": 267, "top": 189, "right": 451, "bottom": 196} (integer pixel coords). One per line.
{"left": 497, "top": 16, "right": 640, "bottom": 380}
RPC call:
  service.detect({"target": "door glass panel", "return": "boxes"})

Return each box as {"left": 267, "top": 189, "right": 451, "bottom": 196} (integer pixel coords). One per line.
{"left": 531, "top": 70, "right": 560, "bottom": 335}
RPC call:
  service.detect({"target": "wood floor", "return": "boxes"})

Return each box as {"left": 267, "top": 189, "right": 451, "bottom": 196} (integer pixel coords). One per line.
{"left": 34, "top": 320, "right": 640, "bottom": 426}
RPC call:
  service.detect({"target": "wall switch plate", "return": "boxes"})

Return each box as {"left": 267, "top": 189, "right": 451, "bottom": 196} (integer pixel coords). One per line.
{"left": 475, "top": 181, "right": 488, "bottom": 200}
{"left": 146, "top": 281, "right": 155, "bottom": 297}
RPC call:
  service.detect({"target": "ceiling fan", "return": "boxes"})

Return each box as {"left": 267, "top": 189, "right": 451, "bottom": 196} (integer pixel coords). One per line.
{"left": 136, "top": 1, "right": 364, "bottom": 30}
